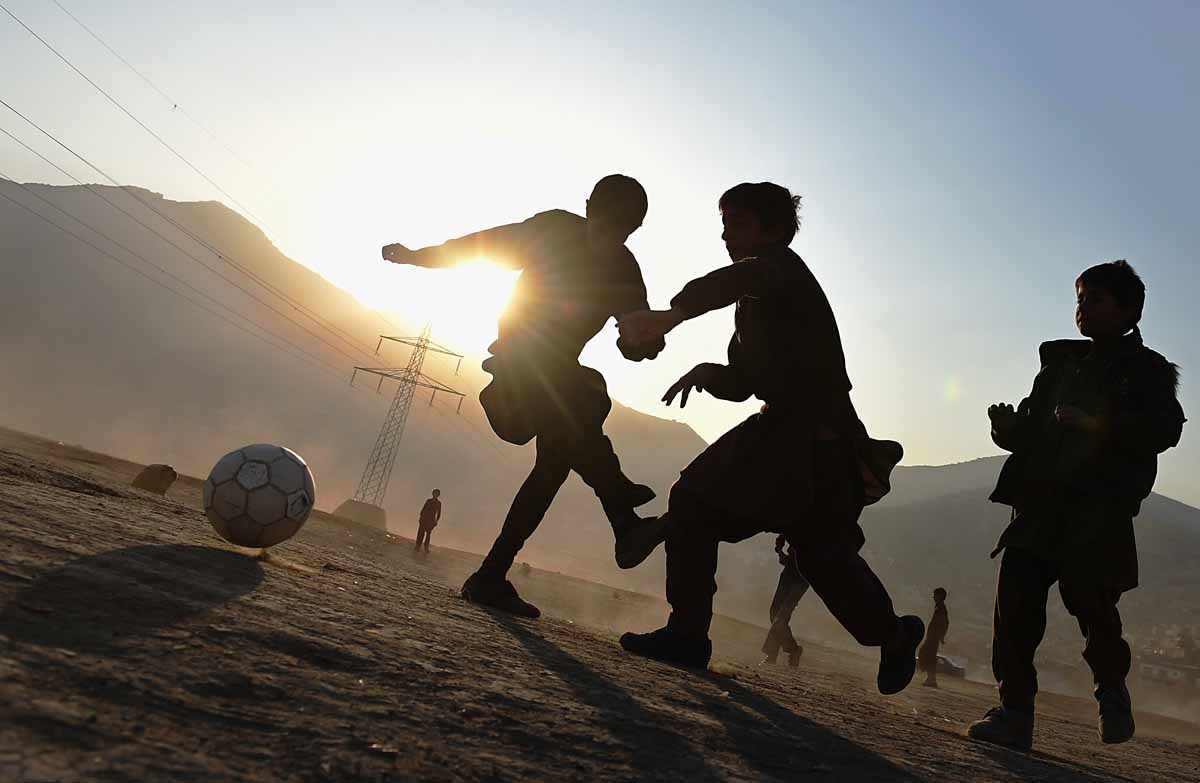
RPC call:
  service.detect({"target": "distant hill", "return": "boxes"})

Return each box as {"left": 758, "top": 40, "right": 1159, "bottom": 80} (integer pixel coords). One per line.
{"left": 3, "top": 178, "right": 1197, "bottom": 668}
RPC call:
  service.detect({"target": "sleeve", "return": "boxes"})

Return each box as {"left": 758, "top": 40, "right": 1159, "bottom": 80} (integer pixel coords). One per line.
{"left": 992, "top": 351, "right": 1052, "bottom": 453}
{"left": 614, "top": 251, "right": 666, "bottom": 362}
{"left": 669, "top": 255, "right": 781, "bottom": 320}
{"left": 1107, "top": 357, "right": 1186, "bottom": 456}
{"left": 406, "top": 211, "right": 564, "bottom": 269}
{"left": 698, "top": 337, "right": 754, "bottom": 402}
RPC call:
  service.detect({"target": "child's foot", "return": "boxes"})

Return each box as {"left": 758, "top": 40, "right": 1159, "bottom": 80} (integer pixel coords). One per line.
{"left": 619, "top": 626, "right": 712, "bottom": 669}
{"left": 787, "top": 647, "right": 803, "bottom": 668}
{"left": 626, "top": 483, "right": 656, "bottom": 508}
{"left": 759, "top": 653, "right": 778, "bottom": 666}
{"left": 461, "top": 572, "right": 540, "bottom": 619}
{"left": 613, "top": 514, "right": 671, "bottom": 569}
{"left": 967, "top": 706, "right": 1034, "bottom": 751}
{"left": 922, "top": 678, "right": 939, "bottom": 688}
{"left": 877, "top": 615, "right": 924, "bottom": 695}
{"left": 1096, "top": 684, "right": 1135, "bottom": 744}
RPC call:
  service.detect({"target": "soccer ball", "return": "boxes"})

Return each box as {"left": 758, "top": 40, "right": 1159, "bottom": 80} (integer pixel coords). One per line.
{"left": 202, "top": 444, "right": 316, "bottom": 548}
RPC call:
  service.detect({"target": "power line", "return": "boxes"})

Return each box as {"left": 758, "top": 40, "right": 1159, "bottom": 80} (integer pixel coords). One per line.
{"left": 0, "top": 99, "right": 378, "bottom": 365}
{"left": 2, "top": 3, "right": 380, "bottom": 359}
{"left": 0, "top": 1, "right": 266, "bottom": 226}
{"left": 0, "top": 181, "right": 348, "bottom": 384}
{"left": 49, "top": 0, "right": 256, "bottom": 170}
{"left": 9, "top": 2, "right": 405, "bottom": 338}
{"left": 0, "top": 160, "right": 347, "bottom": 377}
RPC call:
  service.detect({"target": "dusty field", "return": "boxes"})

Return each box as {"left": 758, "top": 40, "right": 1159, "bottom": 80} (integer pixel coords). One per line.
{"left": 1, "top": 427, "right": 1197, "bottom": 782}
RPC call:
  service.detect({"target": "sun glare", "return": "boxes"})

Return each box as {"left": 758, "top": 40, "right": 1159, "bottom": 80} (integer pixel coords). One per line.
{"left": 374, "top": 259, "right": 520, "bottom": 355}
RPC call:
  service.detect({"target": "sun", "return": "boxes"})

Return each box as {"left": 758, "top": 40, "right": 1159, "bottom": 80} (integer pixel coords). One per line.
{"left": 372, "top": 259, "right": 520, "bottom": 354}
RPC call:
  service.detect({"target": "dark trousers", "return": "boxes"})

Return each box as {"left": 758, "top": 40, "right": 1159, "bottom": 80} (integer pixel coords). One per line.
{"left": 477, "top": 426, "right": 631, "bottom": 579}
{"left": 415, "top": 525, "right": 433, "bottom": 550}
{"left": 992, "top": 547, "right": 1131, "bottom": 710}
{"left": 762, "top": 566, "right": 809, "bottom": 657}
{"left": 664, "top": 439, "right": 899, "bottom": 645}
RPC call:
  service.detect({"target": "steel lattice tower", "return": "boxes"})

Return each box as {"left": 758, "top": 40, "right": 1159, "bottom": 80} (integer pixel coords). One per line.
{"left": 349, "top": 323, "right": 464, "bottom": 507}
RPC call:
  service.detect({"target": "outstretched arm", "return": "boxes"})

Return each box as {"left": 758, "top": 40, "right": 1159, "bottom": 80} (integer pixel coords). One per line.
{"left": 619, "top": 255, "right": 782, "bottom": 347}
{"left": 382, "top": 217, "right": 539, "bottom": 269}
{"left": 614, "top": 257, "right": 666, "bottom": 361}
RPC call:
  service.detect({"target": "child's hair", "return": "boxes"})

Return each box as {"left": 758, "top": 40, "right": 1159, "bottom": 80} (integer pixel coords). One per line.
{"left": 432, "top": 488, "right": 441, "bottom": 496}
{"left": 719, "top": 182, "right": 802, "bottom": 244}
{"left": 1077, "top": 260, "right": 1146, "bottom": 326}
{"left": 933, "top": 587, "right": 947, "bottom": 601}
{"left": 589, "top": 174, "right": 648, "bottom": 231}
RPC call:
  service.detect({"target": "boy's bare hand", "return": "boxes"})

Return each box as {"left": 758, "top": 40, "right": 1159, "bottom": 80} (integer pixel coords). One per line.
{"left": 619, "top": 308, "right": 685, "bottom": 346}
{"left": 1055, "top": 405, "right": 1101, "bottom": 433}
{"left": 988, "top": 402, "right": 1019, "bottom": 435}
{"left": 663, "top": 363, "right": 721, "bottom": 408}
{"left": 382, "top": 243, "right": 414, "bottom": 263}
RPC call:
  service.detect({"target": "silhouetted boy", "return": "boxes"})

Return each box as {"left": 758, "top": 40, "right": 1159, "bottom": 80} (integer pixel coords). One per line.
{"left": 616, "top": 182, "right": 924, "bottom": 694}
{"left": 919, "top": 587, "right": 949, "bottom": 687}
{"left": 383, "top": 175, "right": 667, "bottom": 618}
{"left": 969, "top": 261, "right": 1185, "bottom": 750}
{"left": 415, "top": 489, "right": 441, "bottom": 552}
{"left": 761, "top": 535, "right": 809, "bottom": 667}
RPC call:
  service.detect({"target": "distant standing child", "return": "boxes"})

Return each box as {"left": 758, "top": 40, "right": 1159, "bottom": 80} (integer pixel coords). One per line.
{"left": 968, "top": 261, "right": 1185, "bottom": 751}
{"left": 415, "top": 489, "right": 442, "bottom": 552}
{"left": 761, "top": 535, "right": 810, "bottom": 667}
{"left": 919, "top": 587, "right": 949, "bottom": 687}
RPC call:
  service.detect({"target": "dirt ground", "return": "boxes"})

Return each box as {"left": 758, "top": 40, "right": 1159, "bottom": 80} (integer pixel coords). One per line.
{"left": 1, "top": 428, "right": 1197, "bottom": 782}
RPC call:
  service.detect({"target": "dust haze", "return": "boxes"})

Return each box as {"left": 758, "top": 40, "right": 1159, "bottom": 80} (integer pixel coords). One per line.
{"left": 3, "top": 178, "right": 1199, "bottom": 724}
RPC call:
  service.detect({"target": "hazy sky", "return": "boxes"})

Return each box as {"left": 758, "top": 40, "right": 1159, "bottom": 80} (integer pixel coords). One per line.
{"left": 2, "top": 1, "right": 1198, "bottom": 504}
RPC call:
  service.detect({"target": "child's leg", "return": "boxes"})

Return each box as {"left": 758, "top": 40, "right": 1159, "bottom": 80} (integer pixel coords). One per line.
{"left": 991, "top": 548, "right": 1056, "bottom": 711}
{"left": 791, "top": 543, "right": 900, "bottom": 647}
{"left": 475, "top": 435, "right": 571, "bottom": 579}
{"left": 1060, "top": 578, "right": 1131, "bottom": 693}
{"left": 789, "top": 445, "right": 901, "bottom": 648}
{"left": 663, "top": 484, "right": 763, "bottom": 638}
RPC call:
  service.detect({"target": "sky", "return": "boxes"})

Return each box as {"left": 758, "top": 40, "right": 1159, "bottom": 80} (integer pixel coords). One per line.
{"left": 2, "top": 1, "right": 1198, "bottom": 504}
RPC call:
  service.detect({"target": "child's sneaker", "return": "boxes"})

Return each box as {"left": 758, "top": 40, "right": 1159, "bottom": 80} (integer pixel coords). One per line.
{"left": 877, "top": 615, "right": 924, "bottom": 694}
{"left": 787, "top": 647, "right": 803, "bottom": 667}
{"left": 614, "top": 514, "right": 672, "bottom": 569}
{"left": 461, "top": 572, "right": 540, "bottom": 619}
{"left": 1096, "top": 685, "right": 1135, "bottom": 744}
{"left": 619, "top": 626, "right": 712, "bottom": 669}
{"left": 967, "top": 706, "right": 1034, "bottom": 751}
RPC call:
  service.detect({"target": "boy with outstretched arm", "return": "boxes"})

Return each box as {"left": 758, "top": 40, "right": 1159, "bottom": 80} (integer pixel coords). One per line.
{"left": 616, "top": 182, "right": 925, "bottom": 694}
{"left": 969, "top": 260, "right": 1185, "bottom": 750}
{"left": 383, "top": 175, "right": 668, "bottom": 618}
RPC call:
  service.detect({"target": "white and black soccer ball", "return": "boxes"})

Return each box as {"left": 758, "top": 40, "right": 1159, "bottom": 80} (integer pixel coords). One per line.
{"left": 202, "top": 444, "right": 315, "bottom": 548}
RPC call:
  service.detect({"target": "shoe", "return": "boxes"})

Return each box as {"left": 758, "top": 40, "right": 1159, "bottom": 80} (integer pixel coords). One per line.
{"left": 967, "top": 706, "right": 1034, "bottom": 751}
{"left": 614, "top": 514, "right": 672, "bottom": 569}
{"left": 877, "top": 615, "right": 925, "bottom": 695}
{"left": 611, "top": 480, "right": 656, "bottom": 509}
{"left": 1096, "top": 684, "right": 1135, "bottom": 744}
{"left": 788, "top": 647, "right": 803, "bottom": 668}
{"left": 759, "top": 654, "right": 778, "bottom": 666}
{"left": 922, "top": 677, "right": 939, "bottom": 688}
{"left": 619, "top": 626, "right": 712, "bottom": 669}
{"left": 461, "top": 572, "right": 540, "bottom": 619}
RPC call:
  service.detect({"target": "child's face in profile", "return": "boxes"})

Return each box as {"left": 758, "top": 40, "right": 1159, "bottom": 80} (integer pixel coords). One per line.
{"left": 721, "top": 206, "right": 780, "bottom": 262}
{"left": 1076, "top": 282, "right": 1135, "bottom": 339}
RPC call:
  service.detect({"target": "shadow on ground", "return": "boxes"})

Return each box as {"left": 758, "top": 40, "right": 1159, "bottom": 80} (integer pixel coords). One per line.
{"left": 0, "top": 544, "right": 263, "bottom": 654}
{"left": 495, "top": 615, "right": 920, "bottom": 782}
